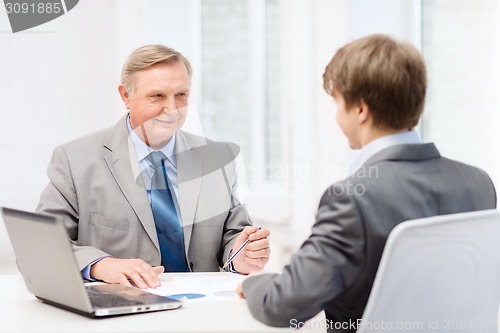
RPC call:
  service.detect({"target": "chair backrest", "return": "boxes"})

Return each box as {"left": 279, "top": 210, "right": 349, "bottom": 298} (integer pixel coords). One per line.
{"left": 358, "top": 209, "right": 500, "bottom": 333}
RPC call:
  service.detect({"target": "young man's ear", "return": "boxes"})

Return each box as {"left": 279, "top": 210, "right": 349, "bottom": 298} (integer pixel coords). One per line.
{"left": 357, "top": 99, "right": 371, "bottom": 124}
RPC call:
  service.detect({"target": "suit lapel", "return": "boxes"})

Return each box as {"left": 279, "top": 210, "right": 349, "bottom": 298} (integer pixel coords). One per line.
{"left": 103, "top": 116, "right": 159, "bottom": 251}
{"left": 175, "top": 131, "right": 204, "bottom": 257}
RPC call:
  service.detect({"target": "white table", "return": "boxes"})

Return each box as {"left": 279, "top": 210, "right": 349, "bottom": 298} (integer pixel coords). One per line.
{"left": 0, "top": 273, "right": 325, "bottom": 333}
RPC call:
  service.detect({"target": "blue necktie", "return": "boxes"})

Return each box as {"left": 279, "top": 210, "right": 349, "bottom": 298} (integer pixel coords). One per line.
{"left": 147, "top": 151, "right": 189, "bottom": 272}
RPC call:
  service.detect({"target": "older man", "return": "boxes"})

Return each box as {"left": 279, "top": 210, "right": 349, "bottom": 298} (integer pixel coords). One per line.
{"left": 37, "top": 45, "right": 270, "bottom": 289}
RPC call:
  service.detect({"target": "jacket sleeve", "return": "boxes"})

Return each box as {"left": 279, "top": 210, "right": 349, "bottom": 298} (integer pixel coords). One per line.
{"left": 241, "top": 184, "right": 365, "bottom": 326}
{"left": 219, "top": 142, "right": 253, "bottom": 266}
{"left": 36, "top": 145, "right": 110, "bottom": 270}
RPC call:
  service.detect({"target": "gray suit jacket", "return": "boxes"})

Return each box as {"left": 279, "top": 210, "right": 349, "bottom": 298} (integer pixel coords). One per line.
{"left": 242, "top": 143, "right": 496, "bottom": 332}
{"left": 37, "top": 115, "right": 252, "bottom": 272}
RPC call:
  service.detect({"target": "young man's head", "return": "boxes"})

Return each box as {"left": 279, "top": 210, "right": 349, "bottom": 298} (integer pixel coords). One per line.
{"left": 323, "top": 34, "right": 427, "bottom": 148}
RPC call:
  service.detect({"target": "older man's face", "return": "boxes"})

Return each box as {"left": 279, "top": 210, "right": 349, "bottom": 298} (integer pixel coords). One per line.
{"left": 120, "top": 61, "right": 190, "bottom": 149}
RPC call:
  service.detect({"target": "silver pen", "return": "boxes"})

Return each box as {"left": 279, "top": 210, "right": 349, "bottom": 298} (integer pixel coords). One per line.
{"left": 222, "top": 226, "right": 261, "bottom": 269}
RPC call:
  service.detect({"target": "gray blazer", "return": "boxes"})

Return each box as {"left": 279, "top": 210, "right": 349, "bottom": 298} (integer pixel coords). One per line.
{"left": 242, "top": 143, "right": 496, "bottom": 332}
{"left": 37, "top": 115, "right": 252, "bottom": 272}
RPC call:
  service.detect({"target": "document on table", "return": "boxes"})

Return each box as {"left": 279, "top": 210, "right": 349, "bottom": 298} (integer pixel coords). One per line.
{"left": 146, "top": 272, "right": 246, "bottom": 301}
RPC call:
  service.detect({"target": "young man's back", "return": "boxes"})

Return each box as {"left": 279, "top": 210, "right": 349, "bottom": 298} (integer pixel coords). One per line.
{"left": 238, "top": 34, "right": 496, "bottom": 333}
{"left": 321, "top": 143, "right": 495, "bottom": 328}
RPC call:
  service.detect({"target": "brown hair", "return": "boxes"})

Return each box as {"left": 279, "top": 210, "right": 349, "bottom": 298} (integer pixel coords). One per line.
{"left": 323, "top": 34, "right": 427, "bottom": 130}
{"left": 121, "top": 44, "right": 192, "bottom": 96}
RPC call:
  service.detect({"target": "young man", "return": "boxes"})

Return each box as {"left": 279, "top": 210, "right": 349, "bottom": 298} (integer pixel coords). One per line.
{"left": 37, "top": 45, "right": 270, "bottom": 289}
{"left": 237, "top": 34, "right": 496, "bottom": 332}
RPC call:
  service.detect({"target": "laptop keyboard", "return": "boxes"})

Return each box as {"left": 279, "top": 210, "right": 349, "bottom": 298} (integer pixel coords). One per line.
{"left": 86, "top": 286, "right": 145, "bottom": 308}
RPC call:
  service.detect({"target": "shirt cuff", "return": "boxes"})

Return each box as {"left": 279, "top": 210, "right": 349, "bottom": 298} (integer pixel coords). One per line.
{"left": 81, "top": 256, "right": 110, "bottom": 281}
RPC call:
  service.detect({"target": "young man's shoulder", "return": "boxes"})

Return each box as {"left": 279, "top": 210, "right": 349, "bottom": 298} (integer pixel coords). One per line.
{"left": 322, "top": 144, "right": 493, "bottom": 202}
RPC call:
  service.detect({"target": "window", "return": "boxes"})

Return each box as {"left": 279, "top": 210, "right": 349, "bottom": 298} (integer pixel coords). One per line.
{"left": 199, "top": 0, "right": 285, "bottom": 189}
{"left": 421, "top": 0, "right": 500, "bottom": 188}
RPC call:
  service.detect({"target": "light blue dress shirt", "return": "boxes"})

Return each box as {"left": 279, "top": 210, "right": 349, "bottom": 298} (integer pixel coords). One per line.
{"left": 126, "top": 116, "right": 179, "bottom": 201}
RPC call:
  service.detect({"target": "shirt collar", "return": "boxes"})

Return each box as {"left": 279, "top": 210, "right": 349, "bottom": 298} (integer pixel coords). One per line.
{"left": 126, "top": 115, "right": 177, "bottom": 167}
{"left": 350, "top": 131, "right": 421, "bottom": 174}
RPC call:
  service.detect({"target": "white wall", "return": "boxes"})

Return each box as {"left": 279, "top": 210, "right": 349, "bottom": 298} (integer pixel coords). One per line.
{"left": 421, "top": 0, "right": 500, "bottom": 190}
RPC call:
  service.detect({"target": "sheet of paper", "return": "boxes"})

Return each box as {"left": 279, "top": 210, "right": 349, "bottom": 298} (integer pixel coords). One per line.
{"left": 146, "top": 272, "right": 246, "bottom": 302}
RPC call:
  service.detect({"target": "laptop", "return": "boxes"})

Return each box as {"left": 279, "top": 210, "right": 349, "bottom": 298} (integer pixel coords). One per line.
{"left": 1, "top": 207, "right": 183, "bottom": 317}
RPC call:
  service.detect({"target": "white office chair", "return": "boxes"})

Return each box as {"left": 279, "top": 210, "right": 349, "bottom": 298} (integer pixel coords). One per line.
{"left": 358, "top": 210, "right": 500, "bottom": 333}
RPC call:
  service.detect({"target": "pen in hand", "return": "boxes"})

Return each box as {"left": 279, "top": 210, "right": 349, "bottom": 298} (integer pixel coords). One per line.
{"left": 222, "top": 226, "right": 261, "bottom": 270}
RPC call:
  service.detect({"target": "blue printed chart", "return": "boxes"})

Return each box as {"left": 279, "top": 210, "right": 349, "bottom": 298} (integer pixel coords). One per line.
{"left": 146, "top": 272, "right": 246, "bottom": 302}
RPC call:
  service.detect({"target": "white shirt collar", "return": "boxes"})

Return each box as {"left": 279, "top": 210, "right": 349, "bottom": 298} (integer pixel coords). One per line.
{"left": 350, "top": 131, "right": 421, "bottom": 174}
{"left": 126, "top": 115, "right": 177, "bottom": 167}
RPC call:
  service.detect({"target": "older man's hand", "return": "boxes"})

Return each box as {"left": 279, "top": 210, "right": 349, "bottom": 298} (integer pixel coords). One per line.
{"left": 231, "top": 226, "right": 271, "bottom": 274}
